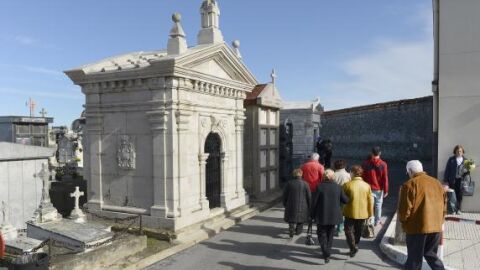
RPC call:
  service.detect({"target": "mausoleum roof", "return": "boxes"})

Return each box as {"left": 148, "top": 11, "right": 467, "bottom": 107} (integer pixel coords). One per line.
{"left": 0, "top": 142, "right": 55, "bottom": 161}
{"left": 282, "top": 98, "right": 323, "bottom": 112}
{"left": 245, "top": 83, "right": 283, "bottom": 109}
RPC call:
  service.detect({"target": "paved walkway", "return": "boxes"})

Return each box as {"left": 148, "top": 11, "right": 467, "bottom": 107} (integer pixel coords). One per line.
{"left": 443, "top": 213, "right": 480, "bottom": 270}
{"left": 145, "top": 206, "right": 400, "bottom": 270}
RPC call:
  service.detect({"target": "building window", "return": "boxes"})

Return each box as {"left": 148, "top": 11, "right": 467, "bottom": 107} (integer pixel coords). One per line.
{"left": 269, "top": 111, "right": 277, "bottom": 126}
{"left": 259, "top": 109, "right": 267, "bottom": 125}
{"left": 260, "top": 172, "right": 267, "bottom": 192}
{"left": 269, "top": 171, "right": 276, "bottom": 189}
{"left": 260, "top": 129, "right": 267, "bottom": 146}
{"left": 269, "top": 129, "right": 276, "bottom": 145}
{"left": 269, "top": 149, "right": 276, "bottom": 166}
{"left": 260, "top": 150, "right": 267, "bottom": 168}
{"left": 16, "top": 124, "right": 30, "bottom": 134}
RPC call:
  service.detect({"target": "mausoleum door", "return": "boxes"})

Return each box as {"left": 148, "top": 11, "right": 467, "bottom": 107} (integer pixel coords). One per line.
{"left": 205, "top": 133, "right": 222, "bottom": 209}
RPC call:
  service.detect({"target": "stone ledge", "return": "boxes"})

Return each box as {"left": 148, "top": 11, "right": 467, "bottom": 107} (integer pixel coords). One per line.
{"left": 380, "top": 214, "right": 457, "bottom": 270}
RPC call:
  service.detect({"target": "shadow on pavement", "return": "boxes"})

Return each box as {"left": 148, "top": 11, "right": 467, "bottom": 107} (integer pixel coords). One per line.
{"left": 218, "top": 262, "right": 296, "bottom": 270}
{"left": 202, "top": 239, "right": 321, "bottom": 265}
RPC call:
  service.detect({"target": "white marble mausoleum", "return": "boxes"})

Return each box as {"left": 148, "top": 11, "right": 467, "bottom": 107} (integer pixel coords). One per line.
{"left": 65, "top": 0, "right": 258, "bottom": 230}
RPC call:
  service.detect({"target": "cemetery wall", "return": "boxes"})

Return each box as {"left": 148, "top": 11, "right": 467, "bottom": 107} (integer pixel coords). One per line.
{"left": 320, "top": 96, "right": 434, "bottom": 174}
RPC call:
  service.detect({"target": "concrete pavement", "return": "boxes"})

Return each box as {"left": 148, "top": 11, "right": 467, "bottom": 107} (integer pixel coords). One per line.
{"left": 145, "top": 206, "right": 401, "bottom": 270}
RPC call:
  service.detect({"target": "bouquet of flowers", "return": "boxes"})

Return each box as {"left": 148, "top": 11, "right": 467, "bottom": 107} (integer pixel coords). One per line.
{"left": 464, "top": 159, "right": 476, "bottom": 172}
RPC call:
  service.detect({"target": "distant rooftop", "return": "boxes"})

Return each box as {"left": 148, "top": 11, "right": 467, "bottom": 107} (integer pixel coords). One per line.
{"left": 0, "top": 116, "right": 54, "bottom": 124}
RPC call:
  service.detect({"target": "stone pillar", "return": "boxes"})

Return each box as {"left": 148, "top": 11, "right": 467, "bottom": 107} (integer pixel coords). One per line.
{"left": 235, "top": 115, "right": 246, "bottom": 198}
{"left": 220, "top": 152, "right": 228, "bottom": 206}
{"left": 198, "top": 154, "right": 210, "bottom": 209}
{"left": 148, "top": 110, "right": 169, "bottom": 218}
{"left": 85, "top": 113, "right": 103, "bottom": 211}
{"left": 175, "top": 110, "right": 192, "bottom": 217}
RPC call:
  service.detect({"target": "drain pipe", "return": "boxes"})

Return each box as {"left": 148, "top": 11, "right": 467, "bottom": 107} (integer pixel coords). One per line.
{"left": 432, "top": 0, "right": 440, "bottom": 177}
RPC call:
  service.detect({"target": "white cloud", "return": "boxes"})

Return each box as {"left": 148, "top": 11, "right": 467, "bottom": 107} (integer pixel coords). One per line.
{"left": 324, "top": 7, "right": 434, "bottom": 110}
{"left": 0, "top": 87, "right": 83, "bottom": 100}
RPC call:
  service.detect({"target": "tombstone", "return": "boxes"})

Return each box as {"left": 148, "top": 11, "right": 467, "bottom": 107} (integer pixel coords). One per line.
{"left": 65, "top": 1, "right": 259, "bottom": 231}
{"left": 1, "top": 202, "right": 18, "bottom": 241}
{"left": 32, "top": 163, "right": 61, "bottom": 224}
{"left": 69, "top": 186, "right": 86, "bottom": 223}
{"left": 244, "top": 71, "right": 283, "bottom": 198}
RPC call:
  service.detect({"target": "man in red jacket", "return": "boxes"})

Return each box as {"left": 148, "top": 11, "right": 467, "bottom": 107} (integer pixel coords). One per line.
{"left": 301, "top": 153, "right": 324, "bottom": 193}
{"left": 362, "top": 146, "right": 389, "bottom": 226}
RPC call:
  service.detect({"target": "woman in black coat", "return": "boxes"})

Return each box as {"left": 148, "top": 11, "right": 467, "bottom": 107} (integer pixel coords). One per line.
{"left": 444, "top": 145, "right": 468, "bottom": 214}
{"left": 283, "top": 169, "right": 312, "bottom": 238}
{"left": 311, "top": 169, "right": 350, "bottom": 263}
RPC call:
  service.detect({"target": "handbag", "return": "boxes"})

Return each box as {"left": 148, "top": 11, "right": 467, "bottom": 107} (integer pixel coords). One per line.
{"left": 305, "top": 222, "right": 315, "bottom": 246}
{"left": 362, "top": 220, "right": 375, "bottom": 239}
{"left": 462, "top": 174, "right": 475, "bottom": 196}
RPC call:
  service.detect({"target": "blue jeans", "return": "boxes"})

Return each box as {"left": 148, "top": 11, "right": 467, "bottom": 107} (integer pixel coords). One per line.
{"left": 372, "top": 190, "right": 383, "bottom": 225}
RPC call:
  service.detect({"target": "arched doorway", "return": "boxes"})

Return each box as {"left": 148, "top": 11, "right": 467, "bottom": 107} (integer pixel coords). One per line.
{"left": 204, "top": 133, "right": 222, "bottom": 209}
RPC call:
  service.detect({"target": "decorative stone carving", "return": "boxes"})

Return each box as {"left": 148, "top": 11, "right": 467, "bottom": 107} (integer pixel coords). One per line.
{"left": 117, "top": 135, "right": 136, "bottom": 170}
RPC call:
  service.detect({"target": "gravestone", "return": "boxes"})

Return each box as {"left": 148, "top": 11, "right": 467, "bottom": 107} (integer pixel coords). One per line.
{"left": 69, "top": 186, "right": 86, "bottom": 223}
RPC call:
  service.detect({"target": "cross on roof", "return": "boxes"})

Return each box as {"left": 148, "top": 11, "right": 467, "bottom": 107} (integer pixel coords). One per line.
{"left": 39, "top": 108, "right": 48, "bottom": 117}
{"left": 26, "top": 98, "right": 36, "bottom": 117}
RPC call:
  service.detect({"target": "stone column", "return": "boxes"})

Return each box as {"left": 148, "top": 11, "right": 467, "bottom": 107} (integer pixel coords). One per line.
{"left": 85, "top": 113, "right": 103, "bottom": 211}
{"left": 220, "top": 152, "right": 228, "bottom": 206}
{"left": 175, "top": 110, "right": 192, "bottom": 217}
{"left": 198, "top": 153, "right": 209, "bottom": 209}
{"left": 235, "top": 115, "right": 246, "bottom": 198}
{"left": 148, "top": 110, "right": 169, "bottom": 218}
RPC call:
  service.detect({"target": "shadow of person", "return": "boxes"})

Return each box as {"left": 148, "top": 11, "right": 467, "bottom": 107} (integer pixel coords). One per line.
{"left": 218, "top": 261, "right": 296, "bottom": 270}
{"left": 202, "top": 239, "right": 321, "bottom": 265}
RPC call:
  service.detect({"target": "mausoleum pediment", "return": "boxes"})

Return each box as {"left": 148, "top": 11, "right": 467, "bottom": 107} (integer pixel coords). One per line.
{"left": 175, "top": 43, "right": 258, "bottom": 85}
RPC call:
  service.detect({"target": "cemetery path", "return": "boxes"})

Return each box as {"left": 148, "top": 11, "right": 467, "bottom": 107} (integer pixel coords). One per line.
{"left": 144, "top": 205, "right": 401, "bottom": 270}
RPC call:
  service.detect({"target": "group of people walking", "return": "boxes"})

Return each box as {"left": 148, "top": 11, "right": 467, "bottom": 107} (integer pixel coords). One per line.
{"left": 283, "top": 147, "right": 387, "bottom": 264}
{"left": 283, "top": 144, "right": 470, "bottom": 270}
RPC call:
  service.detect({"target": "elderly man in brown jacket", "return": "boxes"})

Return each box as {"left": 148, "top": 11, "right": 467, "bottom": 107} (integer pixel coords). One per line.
{"left": 398, "top": 160, "right": 447, "bottom": 270}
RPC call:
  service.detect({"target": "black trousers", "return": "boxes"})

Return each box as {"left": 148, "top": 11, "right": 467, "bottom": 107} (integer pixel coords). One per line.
{"left": 317, "top": 225, "right": 335, "bottom": 258}
{"left": 405, "top": 233, "right": 445, "bottom": 270}
{"left": 450, "top": 178, "right": 463, "bottom": 210}
{"left": 344, "top": 218, "right": 365, "bottom": 251}
{"left": 289, "top": 223, "right": 304, "bottom": 235}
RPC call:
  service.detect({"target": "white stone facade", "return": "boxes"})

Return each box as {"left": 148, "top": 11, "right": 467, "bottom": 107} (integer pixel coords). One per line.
{"left": 65, "top": 1, "right": 258, "bottom": 230}
{"left": 434, "top": 0, "right": 480, "bottom": 212}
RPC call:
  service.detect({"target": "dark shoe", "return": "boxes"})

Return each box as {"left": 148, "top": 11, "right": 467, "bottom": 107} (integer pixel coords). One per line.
{"left": 289, "top": 231, "right": 294, "bottom": 238}
{"left": 350, "top": 248, "right": 358, "bottom": 257}
{"left": 334, "top": 231, "right": 339, "bottom": 237}
{"left": 325, "top": 257, "right": 330, "bottom": 264}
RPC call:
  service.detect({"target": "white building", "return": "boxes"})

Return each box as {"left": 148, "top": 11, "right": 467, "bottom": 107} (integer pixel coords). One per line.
{"left": 65, "top": 1, "right": 258, "bottom": 230}
{"left": 433, "top": 0, "right": 480, "bottom": 211}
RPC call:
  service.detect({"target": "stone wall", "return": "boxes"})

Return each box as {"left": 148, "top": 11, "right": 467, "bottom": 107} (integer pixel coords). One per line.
{"left": 320, "top": 96, "right": 434, "bottom": 174}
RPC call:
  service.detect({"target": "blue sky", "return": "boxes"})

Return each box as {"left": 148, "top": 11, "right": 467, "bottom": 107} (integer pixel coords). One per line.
{"left": 0, "top": 0, "right": 433, "bottom": 126}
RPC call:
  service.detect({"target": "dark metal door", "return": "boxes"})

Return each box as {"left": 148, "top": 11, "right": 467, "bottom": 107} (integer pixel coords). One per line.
{"left": 205, "top": 133, "right": 222, "bottom": 209}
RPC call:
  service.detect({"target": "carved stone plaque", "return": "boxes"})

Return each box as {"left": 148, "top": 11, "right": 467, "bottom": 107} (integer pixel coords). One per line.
{"left": 117, "top": 135, "right": 136, "bottom": 170}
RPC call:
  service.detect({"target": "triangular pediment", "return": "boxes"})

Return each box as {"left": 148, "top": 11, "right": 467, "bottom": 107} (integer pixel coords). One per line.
{"left": 190, "top": 59, "right": 233, "bottom": 80}
{"left": 176, "top": 43, "right": 258, "bottom": 85}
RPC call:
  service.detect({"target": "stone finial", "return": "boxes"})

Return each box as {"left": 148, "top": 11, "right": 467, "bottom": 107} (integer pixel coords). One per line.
{"left": 168, "top": 12, "right": 188, "bottom": 55}
{"left": 232, "top": 40, "right": 242, "bottom": 60}
{"left": 198, "top": 0, "right": 224, "bottom": 45}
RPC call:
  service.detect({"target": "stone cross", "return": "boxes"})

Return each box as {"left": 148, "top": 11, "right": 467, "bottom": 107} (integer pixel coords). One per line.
{"left": 70, "top": 187, "right": 84, "bottom": 211}
{"left": 271, "top": 69, "right": 277, "bottom": 87}
{"left": 37, "top": 163, "right": 51, "bottom": 204}
{"left": 1, "top": 201, "right": 8, "bottom": 225}
{"left": 39, "top": 108, "right": 48, "bottom": 117}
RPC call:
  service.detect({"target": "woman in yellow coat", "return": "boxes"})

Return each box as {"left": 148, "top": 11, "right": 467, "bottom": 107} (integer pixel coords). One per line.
{"left": 342, "top": 165, "right": 374, "bottom": 257}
